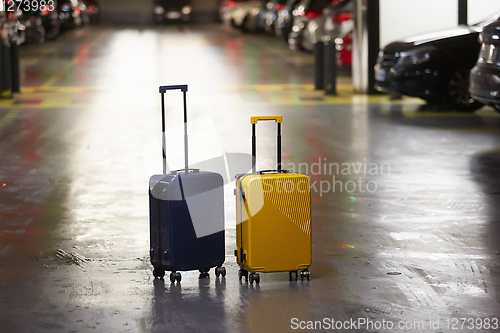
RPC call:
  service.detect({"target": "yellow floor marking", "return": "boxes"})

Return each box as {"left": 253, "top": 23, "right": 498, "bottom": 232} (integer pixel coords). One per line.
{"left": 403, "top": 109, "right": 500, "bottom": 118}
{"left": 20, "top": 59, "right": 39, "bottom": 66}
{"left": 20, "top": 86, "right": 106, "bottom": 93}
{"left": 0, "top": 103, "right": 87, "bottom": 109}
{"left": 0, "top": 100, "right": 15, "bottom": 108}
{"left": 0, "top": 110, "right": 19, "bottom": 131}
{"left": 41, "top": 75, "right": 59, "bottom": 87}
{"left": 436, "top": 127, "right": 500, "bottom": 132}
{"left": 3, "top": 83, "right": 497, "bottom": 112}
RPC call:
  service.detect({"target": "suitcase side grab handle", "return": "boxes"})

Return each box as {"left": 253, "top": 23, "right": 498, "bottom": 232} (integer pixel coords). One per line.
{"left": 258, "top": 169, "right": 289, "bottom": 174}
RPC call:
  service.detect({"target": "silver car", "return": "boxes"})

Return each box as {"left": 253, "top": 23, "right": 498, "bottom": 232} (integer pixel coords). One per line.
{"left": 288, "top": 0, "right": 331, "bottom": 51}
{"left": 289, "top": 0, "right": 352, "bottom": 51}
{"left": 222, "top": 0, "right": 264, "bottom": 32}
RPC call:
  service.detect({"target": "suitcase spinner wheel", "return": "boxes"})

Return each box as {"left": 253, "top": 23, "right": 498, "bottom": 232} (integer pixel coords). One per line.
{"left": 170, "top": 271, "right": 182, "bottom": 283}
{"left": 238, "top": 268, "right": 248, "bottom": 281}
{"left": 153, "top": 267, "right": 165, "bottom": 279}
{"left": 215, "top": 266, "right": 226, "bottom": 277}
{"left": 249, "top": 273, "right": 260, "bottom": 284}
{"left": 199, "top": 269, "right": 210, "bottom": 279}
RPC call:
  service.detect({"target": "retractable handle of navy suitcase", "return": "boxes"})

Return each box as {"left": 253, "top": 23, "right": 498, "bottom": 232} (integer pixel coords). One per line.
{"left": 251, "top": 116, "right": 289, "bottom": 174}
{"left": 159, "top": 85, "right": 199, "bottom": 175}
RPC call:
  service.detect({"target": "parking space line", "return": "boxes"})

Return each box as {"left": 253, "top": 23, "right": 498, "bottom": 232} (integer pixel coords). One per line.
{"left": 402, "top": 109, "right": 500, "bottom": 118}
{"left": 0, "top": 110, "right": 19, "bottom": 131}
{"left": 41, "top": 75, "right": 59, "bottom": 88}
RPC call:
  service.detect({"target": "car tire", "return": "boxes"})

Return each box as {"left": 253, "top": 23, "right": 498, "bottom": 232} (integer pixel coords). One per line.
{"left": 444, "top": 67, "right": 483, "bottom": 112}
{"left": 241, "top": 16, "right": 250, "bottom": 33}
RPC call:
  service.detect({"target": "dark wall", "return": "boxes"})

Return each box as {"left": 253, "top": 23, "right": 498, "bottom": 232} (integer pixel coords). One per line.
{"left": 99, "top": 0, "right": 219, "bottom": 25}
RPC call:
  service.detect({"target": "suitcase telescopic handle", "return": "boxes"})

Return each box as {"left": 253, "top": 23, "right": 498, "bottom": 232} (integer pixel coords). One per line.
{"left": 250, "top": 116, "right": 282, "bottom": 173}
{"left": 159, "top": 85, "right": 189, "bottom": 175}
{"left": 250, "top": 116, "right": 282, "bottom": 124}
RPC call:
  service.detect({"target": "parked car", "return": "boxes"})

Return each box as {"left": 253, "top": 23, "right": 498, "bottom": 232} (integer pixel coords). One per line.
{"left": 288, "top": 0, "right": 331, "bottom": 51}
{"left": 153, "top": 0, "right": 192, "bottom": 23}
{"left": 221, "top": 0, "right": 250, "bottom": 29}
{"left": 257, "top": 0, "right": 287, "bottom": 34}
{"left": 274, "top": 0, "right": 300, "bottom": 41}
{"left": 223, "top": 0, "right": 265, "bottom": 33}
{"left": 469, "top": 17, "right": 500, "bottom": 113}
{"left": 40, "top": 1, "right": 61, "bottom": 40}
{"left": 58, "top": 0, "right": 83, "bottom": 32}
{"left": 302, "top": 0, "right": 352, "bottom": 52}
{"left": 6, "top": 0, "right": 47, "bottom": 44}
{"left": 374, "top": 12, "right": 500, "bottom": 111}
{"left": 21, "top": 11, "right": 46, "bottom": 44}
{"left": 4, "top": 3, "right": 26, "bottom": 45}
{"left": 76, "top": 0, "right": 90, "bottom": 26}
{"left": 82, "top": 0, "right": 100, "bottom": 25}
{"left": 219, "top": 0, "right": 231, "bottom": 23}
{"left": 334, "top": 23, "right": 352, "bottom": 66}
{"left": 320, "top": 0, "right": 352, "bottom": 43}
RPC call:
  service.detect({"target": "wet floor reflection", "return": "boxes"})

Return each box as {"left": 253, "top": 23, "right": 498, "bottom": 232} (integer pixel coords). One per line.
{"left": 0, "top": 23, "right": 499, "bottom": 332}
{"left": 0, "top": 108, "right": 74, "bottom": 331}
{"left": 237, "top": 282, "right": 311, "bottom": 332}
{"left": 470, "top": 148, "right": 500, "bottom": 265}
{"left": 151, "top": 278, "right": 228, "bottom": 332}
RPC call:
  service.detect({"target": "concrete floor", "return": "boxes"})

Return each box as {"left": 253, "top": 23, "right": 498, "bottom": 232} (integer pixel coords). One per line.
{"left": 0, "top": 24, "right": 500, "bottom": 332}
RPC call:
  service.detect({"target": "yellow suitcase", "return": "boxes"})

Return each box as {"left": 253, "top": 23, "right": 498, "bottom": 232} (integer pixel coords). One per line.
{"left": 235, "top": 116, "right": 311, "bottom": 284}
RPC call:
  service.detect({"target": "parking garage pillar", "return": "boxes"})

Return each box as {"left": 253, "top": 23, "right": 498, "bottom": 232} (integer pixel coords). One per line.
{"left": 458, "top": 0, "right": 468, "bottom": 25}
{"left": 352, "top": 0, "right": 380, "bottom": 94}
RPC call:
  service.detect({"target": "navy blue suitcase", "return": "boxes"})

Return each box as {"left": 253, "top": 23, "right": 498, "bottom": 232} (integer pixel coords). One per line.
{"left": 149, "top": 85, "right": 226, "bottom": 283}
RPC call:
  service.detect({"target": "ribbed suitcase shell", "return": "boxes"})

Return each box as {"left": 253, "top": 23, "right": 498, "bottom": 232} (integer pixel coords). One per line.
{"left": 235, "top": 172, "right": 311, "bottom": 273}
{"left": 150, "top": 172, "right": 225, "bottom": 272}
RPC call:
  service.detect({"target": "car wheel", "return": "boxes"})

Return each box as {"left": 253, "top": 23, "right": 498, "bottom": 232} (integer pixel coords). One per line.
{"left": 445, "top": 67, "right": 483, "bottom": 112}
{"left": 241, "top": 16, "right": 250, "bottom": 33}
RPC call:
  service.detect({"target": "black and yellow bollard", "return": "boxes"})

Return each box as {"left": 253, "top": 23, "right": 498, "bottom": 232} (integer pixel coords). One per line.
{"left": 314, "top": 42, "right": 324, "bottom": 90}
{"left": 11, "top": 40, "right": 20, "bottom": 93}
{"left": 0, "top": 39, "right": 12, "bottom": 99}
{"left": 324, "top": 42, "right": 337, "bottom": 96}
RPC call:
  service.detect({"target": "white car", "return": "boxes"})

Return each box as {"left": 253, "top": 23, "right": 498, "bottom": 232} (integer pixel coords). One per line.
{"left": 222, "top": 0, "right": 263, "bottom": 32}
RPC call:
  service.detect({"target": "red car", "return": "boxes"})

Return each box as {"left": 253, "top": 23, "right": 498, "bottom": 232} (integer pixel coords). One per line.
{"left": 335, "top": 27, "right": 352, "bottom": 66}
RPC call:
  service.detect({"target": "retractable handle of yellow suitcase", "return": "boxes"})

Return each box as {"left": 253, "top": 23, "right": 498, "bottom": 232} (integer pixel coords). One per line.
{"left": 159, "top": 85, "right": 191, "bottom": 175}
{"left": 251, "top": 116, "right": 285, "bottom": 174}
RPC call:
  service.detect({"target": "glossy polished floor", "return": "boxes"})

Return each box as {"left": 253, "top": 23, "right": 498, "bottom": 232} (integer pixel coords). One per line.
{"left": 1, "top": 24, "right": 500, "bottom": 332}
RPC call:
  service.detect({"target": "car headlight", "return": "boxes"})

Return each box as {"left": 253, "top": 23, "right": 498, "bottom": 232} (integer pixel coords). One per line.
{"left": 396, "top": 48, "right": 435, "bottom": 66}
{"left": 182, "top": 5, "right": 191, "bottom": 15}
{"left": 154, "top": 6, "right": 165, "bottom": 15}
{"left": 181, "top": 5, "right": 191, "bottom": 15}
